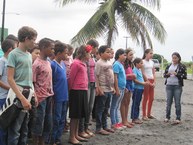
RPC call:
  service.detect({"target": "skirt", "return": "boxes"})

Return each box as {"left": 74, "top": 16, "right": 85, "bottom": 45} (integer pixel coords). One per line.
{"left": 69, "top": 90, "right": 88, "bottom": 119}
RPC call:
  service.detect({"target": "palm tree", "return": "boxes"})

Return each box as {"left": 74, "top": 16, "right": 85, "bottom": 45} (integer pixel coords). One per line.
{"left": 56, "top": 0, "right": 166, "bottom": 50}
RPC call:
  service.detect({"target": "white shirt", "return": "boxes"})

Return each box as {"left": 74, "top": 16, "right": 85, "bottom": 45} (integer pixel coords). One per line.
{"left": 143, "top": 59, "right": 154, "bottom": 79}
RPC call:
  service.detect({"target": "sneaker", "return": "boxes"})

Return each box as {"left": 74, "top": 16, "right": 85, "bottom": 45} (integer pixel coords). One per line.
{"left": 117, "top": 123, "right": 126, "bottom": 129}
{"left": 112, "top": 124, "right": 122, "bottom": 130}
{"left": 164, "top": 118, "right": 169, "bottom": 123}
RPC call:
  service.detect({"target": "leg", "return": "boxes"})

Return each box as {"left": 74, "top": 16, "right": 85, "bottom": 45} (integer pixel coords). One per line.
{"left": 173, "top": 86, "right": 182, "bottom": 120}
{"left": 110, "top": 94, "right": 119, "bottom": 125}
{"left": 142, "top": 85, "right": 149, "bottom": 117}
{"left": 147, "top": 80, "right": 155, "bottom": 117}
{"left": 102, "top": 92, "right": 111, "bottom": 129}
{"left": 69, "top": 118, "right": 80, "bottom": 144}
{"left": 166, "top": 85, "right": 174, "bottom": 120}
{"left": 134, "top": 89, "right": 143, "bottom": 119}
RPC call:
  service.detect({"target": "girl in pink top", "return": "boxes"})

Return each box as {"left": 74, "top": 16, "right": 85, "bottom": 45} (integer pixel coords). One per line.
{"left": 68, "top": 44, "right": 92, "bottom": 145}
{"left": 121, "top": 48, "right": 136, "bottom": 128}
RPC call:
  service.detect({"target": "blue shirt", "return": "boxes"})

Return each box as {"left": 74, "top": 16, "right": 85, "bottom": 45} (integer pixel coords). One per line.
{"left": 51, "top": 60, "right": 68, "bottom": 102}
{"left": 113, "top": 61, "right": 126, "bottom": 89}
{"left": 133, "top": 67, "right": 144, "bottom": 89}
{"left": 0, "top": 57, "right": 8, "bottom": 99}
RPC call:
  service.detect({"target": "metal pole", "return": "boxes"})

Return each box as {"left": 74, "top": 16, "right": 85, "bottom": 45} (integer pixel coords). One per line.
{"left": 1, "top": 0, "right": 6, "bottom": 43}
{"left": 123, "top": 36, "right": 129, "bottom": 49}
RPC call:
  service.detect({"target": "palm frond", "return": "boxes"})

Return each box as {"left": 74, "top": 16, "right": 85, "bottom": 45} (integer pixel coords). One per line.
{"left": 132, "top": 0, "right": 161, "bottom": 10}
{"left": 71, "top": 0, "right": 117, "bottom": 47}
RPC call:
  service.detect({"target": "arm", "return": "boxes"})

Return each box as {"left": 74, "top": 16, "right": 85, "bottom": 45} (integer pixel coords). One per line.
{"left": 68, "top": 62, "right": 79, "bottom": 90}
{"left": 141, "top": 65, "right": 148, "bottom": 82}
{"left": 7, "top": 67, "right": 31, "bottom": 110}
{"left": 0, "top": 77, "right": 10, "bottom": 90}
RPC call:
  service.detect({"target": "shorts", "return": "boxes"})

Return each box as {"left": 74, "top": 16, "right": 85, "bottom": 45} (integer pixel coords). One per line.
{"left": 126, "top": 80, "right": 134, "bottom": 92}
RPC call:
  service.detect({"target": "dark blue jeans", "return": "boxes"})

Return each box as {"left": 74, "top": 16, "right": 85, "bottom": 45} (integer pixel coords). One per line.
{"left": 0, "top": 98, "right": 6, "bottom": 145}
{"left": 131, "top": 89, "right": 144, "bottom": 119}
{"left": 166, "top": 85, "right": 182, "bottom": 120}
{"left": 7, "top": 111, "right": 29, "bottom": 145}
{"left": 51, "top": 101, "right": 68, "bottom": 144}
{"left": 95, "top": 92, "right": 112, "bottom": 131}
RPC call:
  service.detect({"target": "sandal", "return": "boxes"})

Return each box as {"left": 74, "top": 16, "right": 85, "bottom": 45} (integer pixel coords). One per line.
{"left": 164, "top": 118, "right": 169, "bottom": 123}
{"left": 78, "top": 132, "right": 91, "bottom": 139}
{"left": 95, "top": 129, "right": 110, "bottom": 135}
{"left": 104, "top": 128, "right": 115, "bottom": 133}
{"left": 172, "top": 120, "right": 181, "bottom": 125}
{"left": 132, "top": 119, "right": 143, "bottom": 124}
{"left": 142, "top": 117, "right": 149, "bottom": 121}
{"left": 148, "top": 115, "right": 156, "bottom": 119}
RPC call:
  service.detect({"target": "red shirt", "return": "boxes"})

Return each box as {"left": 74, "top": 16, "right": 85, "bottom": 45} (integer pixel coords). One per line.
{"left": 68, "top": 59, "right": 88, "bottom": 90}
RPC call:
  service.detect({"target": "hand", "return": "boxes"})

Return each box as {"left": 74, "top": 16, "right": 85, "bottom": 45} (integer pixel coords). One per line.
{"left": 96, "top": 87, "right": 104, "bottom": 96}
{"left": 21, "top": 97, "right": 31, "bottom": 110}
{"left": 115, "top": 89, "right": 120, "bottom": 97}
{"left": 33, "top": 93, "right": 39, "bottom": 107}
{"left": 143, "top": 81, "right": 149, "bottom": 86}
{"left": 132, "top": 74, "right": 136, "bottom": 80}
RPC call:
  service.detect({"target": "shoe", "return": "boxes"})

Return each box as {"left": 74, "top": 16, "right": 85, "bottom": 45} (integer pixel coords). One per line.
{"left": 148, "top": 115, "right": 156, "bottom": 119}
{"left": 164, "top": 118, "right": 169, "bottom": 123}
{"left": 95, "top": 129, "right": 110, "bottom": 135}
{"left": 132, "top": 119, "right": 143, "bottom": 124}
{"left": 117, "top": 123, "right": 126, "bottom": 129}
{"left": 104, "top": 128, "right": 115, "bottom": 133}
{"left": 111, "top": 124, "right": 121, "bottom": 130}
{"left": 142, "top": 117, "right": 149, "bottom": 121}
{"left": 172, "top": 119, "right": 181, "bottom": 125}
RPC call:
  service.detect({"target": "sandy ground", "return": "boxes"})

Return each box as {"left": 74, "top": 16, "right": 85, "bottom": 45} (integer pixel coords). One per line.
{"left": 30, "top": 77, "right": 193, "bottom": 145}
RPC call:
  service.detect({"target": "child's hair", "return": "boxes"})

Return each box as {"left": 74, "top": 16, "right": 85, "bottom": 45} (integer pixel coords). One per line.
{"left": 38, "top": 38, "right": 54, "bottom": 51}
{"left": 67, "top": 44, "right": 74, "bottom": 51}
{"left": 86, "top": 39, "right": 99, "bottom": 48}
{"left": 76, "top": 45, "right": 89, "bottom": 60}
{"left": 98, "top": 45, "right": 109, "bottom": 55}
{"left": 142, "top": 48, "right": 152, "bottom": 59}
{"left": 172, "top": 52, "right": 181, "bottom": 63}
{"left": 18, "top": 26, "right": 37, "bottom": 42}
{"left": 133, "top": 57, "right": 142, "bottom": 66}
{"left": 54, "top": 42, "right": 67, "bottom": 55}
{"left": 114, "top": 48, "right": 125, "bottom": 60}
{"left": 1, "top": 39, "right": 15, "bottom": 53}
{"left": 28, "top": 44, "right": 39, "bottom": 53}
{"left": 124, "top": 48, "right": 134, "bottom": 69}
{"left": 5, "top": 34, "right": 18, "bottom": 42}
{"left": 73, "top": 47, "right": 79, "bottom": 59}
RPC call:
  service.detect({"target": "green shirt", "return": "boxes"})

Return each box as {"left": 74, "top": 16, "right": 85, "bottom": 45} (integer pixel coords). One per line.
{"left": 7, "top": 48, "right": 33, "bottom": 88}
{"left": 0, "top": 48, "right": 4, "bottom": 58}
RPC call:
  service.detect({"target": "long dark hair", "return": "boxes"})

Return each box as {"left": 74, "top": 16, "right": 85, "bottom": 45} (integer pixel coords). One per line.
{"left": 142, "top": 48, "right": 152, "bottom": 59}
{"left": 114, "top": 48, "right": 125, "bottom": 61}
{"left": 172, "top": 52, "right": 181, "bottom": 63}
{"left": 124, "top": 48, "right": 134, "bottom": 69}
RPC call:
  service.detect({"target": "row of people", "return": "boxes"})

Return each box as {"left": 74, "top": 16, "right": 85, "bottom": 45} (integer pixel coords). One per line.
{"left": 0, "top": 26, "right": 187, "bottom": 145}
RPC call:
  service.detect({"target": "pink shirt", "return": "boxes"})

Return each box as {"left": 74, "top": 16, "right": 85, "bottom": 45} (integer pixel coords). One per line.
{"left": 63, "top": 56, "right": 73, "bottom": 79}
{"left": 33, "top": 57, "right": 54, "bottom": 103}
{"left": 89, "top": 58, "right": 95, "bottom": 82}
{"left": 68, "top": 59, "right": 88, "bottom": 90}
{"left": 125, "top": 66, "right": 133, "bottom": 80}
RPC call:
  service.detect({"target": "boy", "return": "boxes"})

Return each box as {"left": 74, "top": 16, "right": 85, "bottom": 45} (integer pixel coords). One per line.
{"left": 50, "top": 41, "right": 69, "bottom": 145}
{"left": 95, "top": 45, "right": 115, "bottom": 135}
{"left": 7, "top": 26, "right": 38, "bottom": 145}
{"left": 32, "top": 38, "right": 54, "bottom": 145}
{"left": 0, "top": 39, "right": 15, "bottom": 145}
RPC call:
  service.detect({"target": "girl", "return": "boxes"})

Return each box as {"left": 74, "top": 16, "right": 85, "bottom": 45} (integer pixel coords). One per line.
{"left": 141, "top": 49, "right": 155, "bottom": 120}
{"left": 110, "top": 48, "right": 126, "bottom": 130}
{"left": 68, "top": 45, "right": 92, "bottom": 145}
{"left": 164, "top": 52, "right": 187, "bottom": 124}
{"left": 121, "top": 48, "right": 136, "bottom": 128}
{"left": 131, "top": 58, "right": 148, "bottom": 124}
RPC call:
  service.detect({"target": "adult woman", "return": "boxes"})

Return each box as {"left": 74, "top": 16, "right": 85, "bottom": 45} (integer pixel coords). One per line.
{"left": 164, "top": 52, "right": 187, "bottom": 124}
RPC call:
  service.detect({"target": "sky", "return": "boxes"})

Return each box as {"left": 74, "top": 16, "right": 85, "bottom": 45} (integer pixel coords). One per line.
{"left": 0, "top": 0, "right": 193, "bottom": 62}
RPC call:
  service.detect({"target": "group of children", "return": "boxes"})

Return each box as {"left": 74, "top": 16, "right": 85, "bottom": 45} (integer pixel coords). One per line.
{"left": 0, "top": 26, "right": 158, "bottom": 145}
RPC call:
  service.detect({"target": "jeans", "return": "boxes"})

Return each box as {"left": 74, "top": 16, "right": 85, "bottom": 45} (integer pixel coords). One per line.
{"left": 95, "top": 92, "right": 112, "bottom": 131}
{"left": 0, "top": 98, "right": 6, "bottom": 145}
{"left": 110, "top": 88, "right": 125, "bottom": 125}
{"left": 51, "top": 101, "right": 68, "bottom": 143}
{"left": 166, "top": 85, "right": 182, "bottom": 120}
{"left": 131, "top": 89, "right": 144, "bottom": 119}
{"left": 88, "top": 82, "right": 96, "bottom": 117}
{"left": 7, "top": 111, "right": 29, "bottom": 145}
{"left": 32, "top": 97, "right": 53, "bottom": 138}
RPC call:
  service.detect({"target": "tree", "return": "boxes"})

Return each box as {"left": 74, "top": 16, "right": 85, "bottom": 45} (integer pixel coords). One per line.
{"left": 56, "top": 0, "right": 167, "bottom": 50}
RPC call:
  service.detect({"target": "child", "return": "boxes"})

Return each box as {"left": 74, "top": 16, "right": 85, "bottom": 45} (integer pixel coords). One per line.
{"left": 95, "top": 45, "right": 115, "bottom": 135}
{"left": 50, "top": 41, "right": 69, "bottom": 144}
{"left": 7, "top": 26, "right": 38, "bottom": 145}
{"left": 110, "top": 48, "right": 126, "bottom": 130}
{"left": 32, "top": 38, "right": 54, "bottom": 145}
{"left": 131, "top": 58, "right": 148, "bottom": 124}
{"left": 141, "top": 49, "right": 155, "bottom": 120}
{"left": 68, "top": 45, "right": 92, "bottom": 145}
{"left": 0, "top": 39, "right": 15, "bottom": 145}
{"left": 29, "top": 45, "right": 40, "bottom": 63}
{"left": 121, "top": 48, "right": 136, "bottom": 128}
